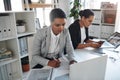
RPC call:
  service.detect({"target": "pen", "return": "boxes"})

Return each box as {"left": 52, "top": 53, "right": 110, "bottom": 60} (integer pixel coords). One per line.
{"left": 53, "top": 56, "right": 58, "bottom": 61}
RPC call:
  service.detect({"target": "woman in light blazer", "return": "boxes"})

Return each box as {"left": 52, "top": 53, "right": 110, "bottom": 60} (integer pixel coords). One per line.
{"left": 31, "top": 8, "right": 76, "bottom": 69}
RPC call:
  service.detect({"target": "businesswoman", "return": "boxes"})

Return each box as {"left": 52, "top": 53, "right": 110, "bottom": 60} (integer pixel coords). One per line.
{"left": 69, "top": 9, "right": 102, "bottom": 49}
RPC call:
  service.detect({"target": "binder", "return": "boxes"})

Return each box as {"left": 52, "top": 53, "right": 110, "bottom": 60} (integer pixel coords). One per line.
{"left": 9, "top": 14, "right": 16, "bottom": 37}
{"left": 23, "top": 37, "right": 28, "bottom": 55}
{"left": 0, "top": 25, "right": 2, "bottom": 39}
{"left": 6, "top": 16, "right": 12, "bottom": 38}
{"left": 3, "top": 0, "right": 11, "bottom": 11}
{"left": 11, "top": 62, "right": 18, "bottom": 78}
{"left": 7, "top": 0, "right": 12, "bottom": 10}
{"left": 21, "top": 37, "right": 25, "bottom": 56}
{"left": 3, "top": 0, "right": 8, "bottom": 10}
{"left": 19, "top": 38, "right": 22, "bottom": 56}
{"left": 0, "top": 17, "right": 3, "bottom": 39}
{"left": 0, "top": 65, "right": 6, "bottom": 80}
{"left": 19, "top": 38, "right": 23, "bottom": 56}
{"left": 6, "top": 63, "right": 13, "bottom": 80}
{"left": 0, "top": 67, "right": 3, "bottom": 80}
{"left": 0, "top": 17, "right": 5, "bottom": 38}
{"left": 2, "top": 16, "right": 8, "bottom": 38}
{"left": 3, "top": 65, "right": 8, "bottom": 80}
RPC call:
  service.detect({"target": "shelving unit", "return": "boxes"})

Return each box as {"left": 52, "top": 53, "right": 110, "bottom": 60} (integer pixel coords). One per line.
{"left": 24, "top": 3, "right": 52, "bottom": 8}
{"left": 0, "top": 11, "right": 36, "bottom": 80}
{"left": 89, "top": 3, "right": 117, "bottom": 39}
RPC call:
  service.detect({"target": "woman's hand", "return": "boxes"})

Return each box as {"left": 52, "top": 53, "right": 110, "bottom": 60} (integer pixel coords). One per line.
{"left": 69, "top": 60, "right": 77, "bottom": 65}
{"left": 96, "top": 41, "right": 104, "bottom": 45}
{"left": 77, "top": 42, "right": 101, "bottom": 49}
{"left": 48, "top": 59, "right": 61, "bottom": 68}
{"left": 90, "top": 42, "right": 101, "bottom": 48}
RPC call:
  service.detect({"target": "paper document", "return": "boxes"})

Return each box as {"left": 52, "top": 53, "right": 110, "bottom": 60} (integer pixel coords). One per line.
{"left": 51, "top": 57, "right": 69, "bottom": 80}
{"left": 26, "top": 68, "right": 53, "bottom": 80}
{"left": 27, "top": 57, "right": 70, "bottom": 80}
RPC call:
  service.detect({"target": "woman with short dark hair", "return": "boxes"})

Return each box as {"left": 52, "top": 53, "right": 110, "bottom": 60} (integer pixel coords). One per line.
{"left": 31, "top": 8, "right": 76, "bottom": 69}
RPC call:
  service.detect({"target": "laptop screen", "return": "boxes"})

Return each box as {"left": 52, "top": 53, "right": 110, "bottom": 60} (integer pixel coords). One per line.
{"left": 107, "top": 32, "right": 120, "bottom": 48}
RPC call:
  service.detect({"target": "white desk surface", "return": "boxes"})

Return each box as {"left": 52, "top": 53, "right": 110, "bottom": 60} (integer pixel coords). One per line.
{"left": 52, "top": 48, "right": 120, "bottom": 80}
{"left": 27, "top": 47, "right": 120, "bottom": 80}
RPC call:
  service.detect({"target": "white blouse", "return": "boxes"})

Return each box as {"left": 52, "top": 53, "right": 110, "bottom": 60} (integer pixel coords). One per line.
{"left": 48, "top": 29, "right": 60, "bottom": 55}
{"left": 80, "top": 27, "right": 86, "bottom": 44}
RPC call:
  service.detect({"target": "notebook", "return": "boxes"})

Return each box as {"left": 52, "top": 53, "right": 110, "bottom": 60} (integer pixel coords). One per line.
{"left": 69, "top": 55, "right": 107, "bottom": 80}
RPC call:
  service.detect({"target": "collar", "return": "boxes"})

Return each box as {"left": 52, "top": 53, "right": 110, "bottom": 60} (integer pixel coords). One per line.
{"left": 51, "top": 28, "right": 60, "bottom": 38}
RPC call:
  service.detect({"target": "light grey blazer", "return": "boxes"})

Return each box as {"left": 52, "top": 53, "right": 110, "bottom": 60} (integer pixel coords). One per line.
{"left": 31, "top": 27, "right": 75, "bottom": 68}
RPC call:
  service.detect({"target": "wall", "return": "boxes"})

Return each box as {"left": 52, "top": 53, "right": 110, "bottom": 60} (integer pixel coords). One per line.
{"left": 0, "top": 0, "right": 5, "bottom": 11}
{"left": 11, "top": 0, "right": 23, "bottom": 11}
{"left": 115, "top": 2, "right": 120, "bottom": 33}
{"left": 58, "top": 0, "right": 73, "bottom": 28}
{"left": 0, "top": 0, "right": 23, "bottom": 11}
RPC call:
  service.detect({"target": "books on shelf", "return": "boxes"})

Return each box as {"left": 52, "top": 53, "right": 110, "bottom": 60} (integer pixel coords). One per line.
{"left": 18, "top": 37, "right": 28, "bottom": 57}
{"left": 18, "top": 35, "right": 34, "bottom": 58}
{"left": 0, "top": 48, "right": 13, "bottom": 62}
{"left": 3, "top": 0, "right": 12, "bottom": 11}
{"left": 101, "top": 2, "right": 117, "bottom": 9}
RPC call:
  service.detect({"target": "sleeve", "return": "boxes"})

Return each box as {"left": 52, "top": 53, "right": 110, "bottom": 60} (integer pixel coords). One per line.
{"left": 68, "top": 24, "right": 79, "bottom": 49}
{"left": 65, "top": 29, "right": 75, "bottom": 61}
{"left": 31, "top": 30, "right": 49, "bottom": 67}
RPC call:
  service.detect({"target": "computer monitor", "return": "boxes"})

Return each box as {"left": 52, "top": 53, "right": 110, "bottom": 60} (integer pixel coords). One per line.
{"left": 69, "top": 55, "right": 107, "bottom": 80}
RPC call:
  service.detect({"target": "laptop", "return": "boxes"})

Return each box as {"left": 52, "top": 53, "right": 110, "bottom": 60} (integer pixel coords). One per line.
{"left": 94, "top": 32, "right": 120, "bottom": 49}
{"left": 69, "top": 55, "right": 107, "bottom": 80}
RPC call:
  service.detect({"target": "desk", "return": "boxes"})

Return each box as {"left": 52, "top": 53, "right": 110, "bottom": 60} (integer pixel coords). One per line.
{"left": 103, "top": 49, "right": 120, "bottom": 80}
{"left": 52, "top": 48, "right": 120, "bottom": 80}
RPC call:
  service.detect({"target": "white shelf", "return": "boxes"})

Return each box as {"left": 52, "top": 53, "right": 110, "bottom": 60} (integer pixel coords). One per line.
{"left": 101, "top": 9, "right": 117, "bottom": 10}
{"left": 0, "top": 57, "right": 18, "bottom": 67}
{"left": 22, "top": 71, "right": 30, "bottom": 80}
{"left": 89, "top": 7, "right": 117, "bottom": 39}
{"left": 0, "top": 11, "right": 34, "bottom": 13}
{"left": 17, "top": 32, "right": 35, "bottom": 37}
{"left": 24, "top": 3, "right": 52, "bottom": 8}
{"left": 0, "top": 11, "right": 36, "bottom": 80}
{"left": 92, "top": 9, "right": 101, "bottom": 11}
{"left": 0, "top": 36, "right": 16, "bottom": 41}
{"left": 12, "top": 74, "right": 22, "bottom": 80}
{"left": 20, "top": 53, "right": 28, "bottom": 58}
{"left": 92, "top": 23, "right": 101, "bottom": 25}
{"left": 101, "top": 23, "right": 115, "bottom": 26}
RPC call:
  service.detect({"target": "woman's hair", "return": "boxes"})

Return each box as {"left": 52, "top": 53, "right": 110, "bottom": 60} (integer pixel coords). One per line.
{"left": 50, "top": 8, "right": 66, "bottom": 22}
{"left": 79, "top": 9, "right": 94, "bottom": 18}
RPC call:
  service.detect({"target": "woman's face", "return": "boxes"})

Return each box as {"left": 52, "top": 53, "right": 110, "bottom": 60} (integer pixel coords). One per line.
{"left": 51, "top": 18, "right": 66, "bottom": 35}
{"left": 82, "top": 16, "right": 94, "bottom": 28}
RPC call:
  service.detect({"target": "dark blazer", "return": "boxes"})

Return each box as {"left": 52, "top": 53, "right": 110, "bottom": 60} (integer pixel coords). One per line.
{"left": 69, "top": 19, "right": 89, "bottom": 49}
